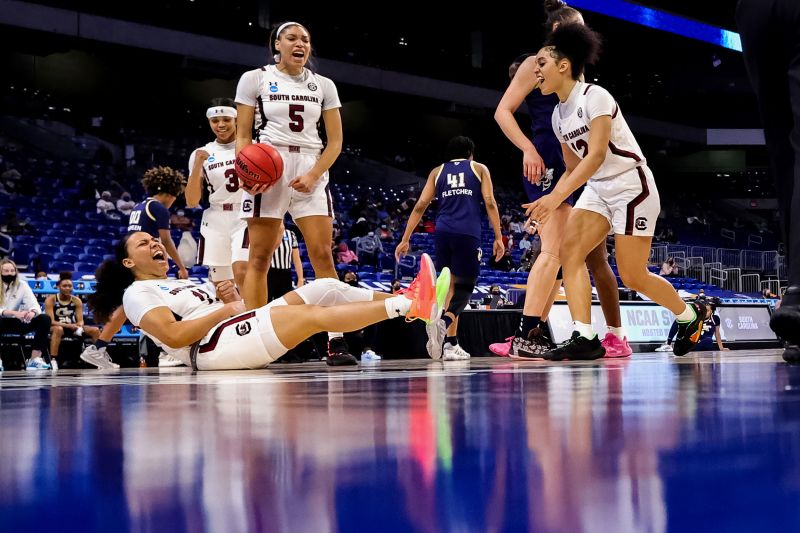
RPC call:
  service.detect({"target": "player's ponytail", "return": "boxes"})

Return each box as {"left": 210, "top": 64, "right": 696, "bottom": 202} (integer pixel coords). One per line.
{"left": 88, "top": 233, "right": 136, "bottom": 323}
{"left": 545, "top": 23, "right": 602, "bottom": 80}
{"left": 544, "top": 0, "right": 582, "bottom": 32}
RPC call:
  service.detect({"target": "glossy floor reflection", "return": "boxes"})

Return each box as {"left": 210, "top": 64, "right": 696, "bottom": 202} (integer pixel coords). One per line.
{"left": 1, "top": 351, "right": 800, "bottom": 532}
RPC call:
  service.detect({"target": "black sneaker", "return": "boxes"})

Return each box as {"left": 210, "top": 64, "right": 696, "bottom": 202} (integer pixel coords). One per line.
{"left": 672, "top": 302, "right": 706, "bottom": 356}
{"left": 326, "top": 337, "right": 358, "bottom": 366}
{"left": 516, "top": 327, "right": 556, "bottom": 359}
{"left": 544, "top": 331, "right": 605, "bottom": 361}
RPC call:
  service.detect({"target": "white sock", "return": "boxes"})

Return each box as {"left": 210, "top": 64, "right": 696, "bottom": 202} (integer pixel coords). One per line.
{"left": 328, "top": 331, "right": 342, "bottom": 341}
{"left": 573, "top": 321, "right": 596, "bottom": 340}
{"left": 607, "top": 326, "right": 625, "bottom": 340}
{"left": 675, "top": 304, "right": 696, "bottom": 323}
{"left": 384, "top": 295, "right": 412, "bottom": 318}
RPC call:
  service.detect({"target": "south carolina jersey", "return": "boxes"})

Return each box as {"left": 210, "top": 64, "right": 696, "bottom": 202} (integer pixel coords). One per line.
{"left": 188, "top": 140, "right": 242, "bottom": 207}
{"left": 434, "top": 159, "right": 483, "bottom": 239}
{"left": 53, "top": 296, "right": 78, "bottom": 324}
{"left": 235, "top": 64, "right": 341, "bottom": 151}
{"left": 123, "top": 278, "right": 222, "bottom": 362}
{"left": 552, "top": 82, "right": 646, "bottom": 181}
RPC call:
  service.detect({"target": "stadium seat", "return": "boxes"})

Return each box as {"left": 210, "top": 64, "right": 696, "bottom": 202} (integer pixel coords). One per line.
{"left": 73, "top": 262, "right": 96, "bottom": 273}
{"left": 35, "top": 244, "right": 60, "bottom": 255}
{"left": 50, "top": 261, "right": 75, "bottom": 272}
{"left": 54, "top": 253, "right": 79, "bottom": 264}
{"left": 78, "top": 253, "right": 103, "bottom": 263}
{"left": 12, "top": 244, "right": 33, "bottom": 266}
{"left": 60, "top": 245, "right": 84, "bottom": 257}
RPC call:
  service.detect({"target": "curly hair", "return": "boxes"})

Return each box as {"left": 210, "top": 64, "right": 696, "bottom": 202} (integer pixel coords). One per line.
{"left": 544, "top": 23, "right": 602, "bottom": 80}
{"left": 87, "top": 233, "right": 136, "bottom": 324}
{"left": 142, "top": 166, "right": 185, "bottom": 197}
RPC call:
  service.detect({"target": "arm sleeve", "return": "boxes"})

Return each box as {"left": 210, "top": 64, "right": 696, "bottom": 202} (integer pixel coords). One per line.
{"left": 585, "top": 87, "right": 616, "bottom": 121}
{"left": 123, "top": 284, "right": 168, "bottom": 327}
{"left": 235, "top": 70, "right": 260, "bottom": 107}
{"left": 319, "top": 76, "right": 342, "bottom": 111}
{"left": 147, "top": 201, "right": 171, "bottom": 230}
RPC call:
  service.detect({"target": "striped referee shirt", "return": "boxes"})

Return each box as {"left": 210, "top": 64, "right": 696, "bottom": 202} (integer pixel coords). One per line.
{"left": 271, "top": 228, "right": 299, "bottom": 270}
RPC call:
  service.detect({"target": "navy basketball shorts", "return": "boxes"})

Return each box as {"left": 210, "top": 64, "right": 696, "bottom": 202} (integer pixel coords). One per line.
{"left": 434, "top": 231, "right": 481, "bottom": 278}
{"left": 522, "top": 133, "right": 572, "bottom": 205}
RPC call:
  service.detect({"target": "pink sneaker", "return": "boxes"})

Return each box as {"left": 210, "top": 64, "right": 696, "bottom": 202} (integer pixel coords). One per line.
{"left": 601, "top": 332, "right": 632, "bottom": 358}
{"left": 490, "top": 337, "right": 514, "bottom": 357}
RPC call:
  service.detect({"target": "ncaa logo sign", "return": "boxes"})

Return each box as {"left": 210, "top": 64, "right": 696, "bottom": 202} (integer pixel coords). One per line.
{"left": 236, "top": 322, "right": 252, "bottom": 336}
{"left": 269, "top": 81, "right": 279, "bottom": 93}
{"left": 208, "top": 156, "right": 216, "bottom": 163}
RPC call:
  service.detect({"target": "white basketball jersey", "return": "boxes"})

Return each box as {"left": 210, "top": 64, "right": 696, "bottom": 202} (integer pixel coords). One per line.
{"left": 235, "top": 64, "right": 341, "bottom": 151}
{"left": 552, "top": 82, "right": 646, "bottom": 180}
{"left": 123, "top": 278, "right": 223, "bottom": 363}
{"left": 188, "top": 140, "right": 242, "bottom": 207}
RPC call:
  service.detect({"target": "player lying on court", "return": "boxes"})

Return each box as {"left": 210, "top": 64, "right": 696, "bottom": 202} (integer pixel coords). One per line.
{"left": 524, "top": 23, "right": 705, "bottom": 360}
{"left": 88, "top": 232, "right": 445, "bottom": 370}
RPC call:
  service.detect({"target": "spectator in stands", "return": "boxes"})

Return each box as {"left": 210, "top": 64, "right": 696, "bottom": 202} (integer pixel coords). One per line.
{"left": 354, "top": 231, "right": 383, "bottom": 267}
{"left": 332, "top": 220, "right": 341, "bottom": 241}
{"left": 96, "top": 191, "right": 115, "bottom": 215}
{"left": 484, "top": 285, "right": 508, "bottom": 309}
{"left": 170, "top": 209, "right": 194, "bottom": 231}
{"left": 379, "top": 224, "right": 392, "bottom": 241}
{"left": 44, "top": 272, "right": 101, "bottom": 367}
{"left": 350, "top": 217, "right": 370, "bottom": 239}
{"left": 519, "top": 233, "right": 532, "bottom": 251}
{"left": 491, "top": 248, "right": 515, "bottom": 272}
{"left": 518, "top": 248, "right": 536, "bottom": 272}
{"left": 510, "top": 216, "right": 524, "bottom": 234}
{"left": 0, "top": 259, "right": 52, "bottom": 369}
{"left": 336, "top": 242, "right": 358, "bottom": 265}
{"left": 2, "top": 210, "right": 32, "bottom": 236}
{"left": 762, "top": 287, "right": 779, "bottom": 299}
{"left": 660, "top": 258, "right": 678, "bottom": 277}
{"left": 0, "top": 166, "right": 21, "bottom": 197}
{"left": 391, "top": 279, "right": 403, "bottom": 294}
{"left": 116, "top": 191, "right": 135, "bottom": 216}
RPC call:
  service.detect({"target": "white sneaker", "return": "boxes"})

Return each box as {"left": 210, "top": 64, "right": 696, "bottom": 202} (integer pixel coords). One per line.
{"left": 443, "top": 342, "right": 471, "bottom": 361}
{"left": 361, "top": 349, "right": 381, "bottom": 362}
{"left": 80, "top": 345, "right": 120, "bottom": 369}
{"left": 158, "top": 353, "right": 186, "bottom": 367}
{"left": 26, "top": 357, "right": 51, "bottom": 370}
{"left": 50, "top": 358, "right": 58, "bottom": 371}
{"left": 425, "top": 318, "right": 447, "bottom": 360}
{"left": 655, "top": 344, "right": 673, "bottom": 353}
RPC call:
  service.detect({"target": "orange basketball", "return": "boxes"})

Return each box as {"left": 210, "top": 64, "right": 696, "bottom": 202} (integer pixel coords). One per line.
{"left": 235, "top": 143, "right": 284, "bottom": 189}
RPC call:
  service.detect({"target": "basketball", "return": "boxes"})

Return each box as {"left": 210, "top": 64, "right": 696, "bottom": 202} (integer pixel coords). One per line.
{"left": 235, "top": 143, "right": 284, "bottom": 189}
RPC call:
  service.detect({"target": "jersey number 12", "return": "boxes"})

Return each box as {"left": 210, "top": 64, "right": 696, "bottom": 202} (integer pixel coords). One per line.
{"left": 447, "top": 172, "right": 465, "bottom": 188}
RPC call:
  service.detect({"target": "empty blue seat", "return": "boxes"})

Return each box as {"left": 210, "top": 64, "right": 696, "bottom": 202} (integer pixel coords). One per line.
{"left": 54, "top": 253, "right": 79, "bottom": 263}
{"left": 73, "top": 262, "right": 96, "bottom": 274}
{"left": 78, "top": 253, "right": 102, "bottom": 263}
{"left": 35, "top": 244, "right": 60, "bottom": 255}
{"left": 50, "top": 261, "right": 74, "bottom": 272}
{"left": 60, "top": 245, "right": 84, "bottom": 257}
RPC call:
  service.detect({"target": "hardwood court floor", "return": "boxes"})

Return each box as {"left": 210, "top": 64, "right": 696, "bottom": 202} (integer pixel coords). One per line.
{"left": 1, "top": 350, "right": 799, "bottom": 532}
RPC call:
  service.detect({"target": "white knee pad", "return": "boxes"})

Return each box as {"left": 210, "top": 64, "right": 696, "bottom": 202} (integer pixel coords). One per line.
{"left": 209, "top": 265, "right": 234, "bottom": 281}
{"left": 292, "top": 278, "right": 374, "bottom": 306}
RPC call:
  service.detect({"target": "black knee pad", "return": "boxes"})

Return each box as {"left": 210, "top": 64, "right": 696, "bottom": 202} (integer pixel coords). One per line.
{"left": 446, "top": 279, "right": 477, "bottom": 317}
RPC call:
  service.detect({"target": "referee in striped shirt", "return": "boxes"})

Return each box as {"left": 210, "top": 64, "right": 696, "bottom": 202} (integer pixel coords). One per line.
{"left": 268, "top": 225, "right": 305, "bottom": 302}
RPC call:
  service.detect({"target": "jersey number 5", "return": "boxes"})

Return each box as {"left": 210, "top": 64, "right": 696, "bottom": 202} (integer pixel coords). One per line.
{"left": 289, "top": 104, "right": 304, "bottom": 132}
{"left": 447, "top": 172, "right": 465, "bottom": 188}
{"left": 570, "top": 139, "right": 589, "bottom": 158}
{"left": 224, "top": 168, "right": 239, "bottom": 193}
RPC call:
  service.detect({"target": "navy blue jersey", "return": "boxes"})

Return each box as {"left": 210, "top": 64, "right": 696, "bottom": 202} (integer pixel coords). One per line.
{"left": 53, "top": 296, "right": 78, "bottom": 325}
{"left": 434, "top": 159, "right": 483, "bottom": 239}
{"left": 699, "top": 314, "right": 721, "bottom": 343}
{"left": 128, "top": 199, "right": 170, "bottom": 238}
{"left": 525, "top": 89, "right": 559, "bottom": 138}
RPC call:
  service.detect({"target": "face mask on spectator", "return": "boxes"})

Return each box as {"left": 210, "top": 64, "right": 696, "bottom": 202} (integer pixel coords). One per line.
{"left": 2, "top": 274, "right": 17, "bottom": 284}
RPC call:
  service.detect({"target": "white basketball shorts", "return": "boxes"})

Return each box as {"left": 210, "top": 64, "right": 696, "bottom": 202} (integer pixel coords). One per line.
{"left": 197, "top": 206, "right": 249, "bottom": 267}
{"left": 239, "top": 147, "right": 334, "bottom": 221}
{"left": 575, "top": 165, "right": 660, "bottom": 237}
